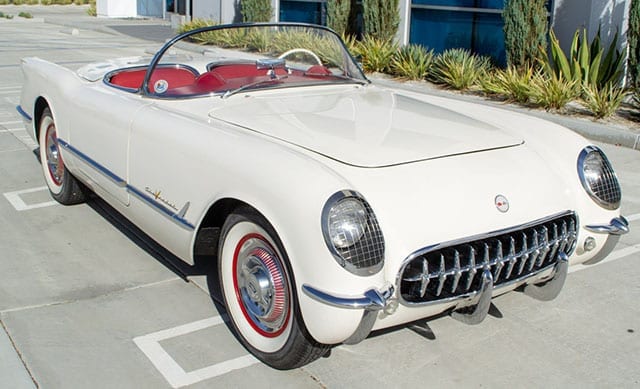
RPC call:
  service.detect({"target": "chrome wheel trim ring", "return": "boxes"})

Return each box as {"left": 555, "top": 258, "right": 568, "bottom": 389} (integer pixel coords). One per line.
{"left": 44, "top": 123, "right": 64, "bottom": 186}
{"left": 233, "top": 234, "right": 290, "bottom": 338}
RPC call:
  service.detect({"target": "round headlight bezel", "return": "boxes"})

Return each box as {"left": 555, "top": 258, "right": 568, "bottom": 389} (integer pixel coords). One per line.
{"left": 577, "top": 146, "right": 621, "bottom": 210}
{"left": 321, "top": 190, "right": 385, "bottom": 276}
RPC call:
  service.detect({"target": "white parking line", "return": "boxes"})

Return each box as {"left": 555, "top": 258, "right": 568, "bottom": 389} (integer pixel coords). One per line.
{"left": 134, "top": 316, "right": 258, "bottom": 388}
{"left": 3, "top": 187, "right": 57, "bottom": 211}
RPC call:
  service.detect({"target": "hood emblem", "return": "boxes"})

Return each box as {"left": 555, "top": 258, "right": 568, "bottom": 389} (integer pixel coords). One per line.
{"left": 495, "top": 195, "right": 509, "bottom": 213}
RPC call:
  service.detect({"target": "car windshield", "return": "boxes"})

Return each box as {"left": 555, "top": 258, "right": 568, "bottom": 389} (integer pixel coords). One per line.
{"left": 141, "top": 23, "right": 368, "bottom": 98}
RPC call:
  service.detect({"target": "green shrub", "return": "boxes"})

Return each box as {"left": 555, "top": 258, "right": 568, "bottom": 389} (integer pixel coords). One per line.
{"left": 12, "top": 0, "right": 24, "bottom": 5}
{"left": 529, "top": 73, "right": 580, "bottom": 111}
{"left": 87, "top": 0, "right": 96, "bottom": 16}
{"left": 341, "top": 33, "right": 358, "bottom": 57}
{"left": 18, "top": 12, "right": 33, "bottom": 18}
{"left": 357, "top": 35, "right": 397, "bottom": 73}
{"left": 241, "top": 0, "right": 272, "bottom": 22}
{"left": 362, "top": 0, "right": 399, "bottom": 41}
{"left": 503, "top": 0, "right": 548, "bottom": 69}
{"left": 391, "top": 44, "right": 434, "bottom": 80}
{"left": 326, "top": 0, "right": 351, "bottom": 36}
{"left": 431, "top": 48, "right": 490, "bottom": 90}
{"left": 481, "top": 66, "right": 534, "bottom": 104}
{"left": 581, "top": 83, "right": 626, "bottom": 119}
{"left": 0, "top": 0, "right": 9, "bottom": 5}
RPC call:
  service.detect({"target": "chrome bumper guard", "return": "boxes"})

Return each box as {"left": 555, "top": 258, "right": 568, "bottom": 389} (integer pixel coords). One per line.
{"left": 302, "top": 283, "right": 395, "bottom": 345}
{"left": 585, "top": 216, "right": 630, "bottom": 235}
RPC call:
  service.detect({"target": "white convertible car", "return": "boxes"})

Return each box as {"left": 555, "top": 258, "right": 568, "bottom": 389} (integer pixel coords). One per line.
{"left": 18, "top": 23, "right": 629, "bottom": 369}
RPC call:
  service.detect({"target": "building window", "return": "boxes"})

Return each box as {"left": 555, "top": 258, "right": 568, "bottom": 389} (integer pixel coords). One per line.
{"left": 279, "top": 0, "right": 326, "bottom": 25}
{"left": 410, "top": 0, "right": 506, "bottom": 65}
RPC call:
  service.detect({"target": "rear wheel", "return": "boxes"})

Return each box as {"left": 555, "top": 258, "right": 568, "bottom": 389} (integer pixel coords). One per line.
{"left": 218, "top": 207, "right": 329, "bottom": 369}
{"left": 38, "top": 108, "right": 86, "bottom": 205}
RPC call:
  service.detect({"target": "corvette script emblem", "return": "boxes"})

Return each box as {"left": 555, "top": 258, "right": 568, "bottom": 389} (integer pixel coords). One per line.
{"left": 495, "top": 195, "right": 509, "bottom": 213}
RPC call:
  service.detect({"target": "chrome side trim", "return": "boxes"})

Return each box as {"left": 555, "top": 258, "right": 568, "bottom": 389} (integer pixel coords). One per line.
{"left": 585, "top": 216, "right": 630, "bottom": 235}
{"left": 58, "top": 138, "right": 127, "bottom": 187}
{"left": 57, "top": 138, "right": 195, "bottom": 231}
{"left": 16, "top": 105, "right": 32, "bottom": 122}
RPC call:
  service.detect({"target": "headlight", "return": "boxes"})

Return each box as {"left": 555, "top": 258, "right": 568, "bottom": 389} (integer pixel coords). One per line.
{"left": 322, "top": 191, "right": 385, "bottom": 276}
{"left": 578, "top": 146, "right": 621, "bottom": 210}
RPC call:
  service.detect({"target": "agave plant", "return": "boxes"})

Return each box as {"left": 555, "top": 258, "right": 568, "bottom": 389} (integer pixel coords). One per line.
{"left": 391, "top": 44, "right": 434, "bottom": 80}
{"left": 581, "top": 83, "right": 627, "bottom": 119}
{"left": 542, "top": 27, "right": 625, "bottom": 89}
{"left": 357, "top": 35, "right": 398, "bottom": 73}
{"left": 431, "top": 49, "right": 490, "bottom": 90}
{"left": 529, "top": 72, "right": 580, "bottom": 111}
{"left": 480, "top": 65, "right": 535, "bottom": 104}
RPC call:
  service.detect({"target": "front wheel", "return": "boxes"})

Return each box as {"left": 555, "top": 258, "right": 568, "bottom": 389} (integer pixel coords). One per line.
{"left": 218, "top": 207, "right": 329, "bottom": 369}
{"left": 38, "top": 107, "right": 86, "bottom": 205}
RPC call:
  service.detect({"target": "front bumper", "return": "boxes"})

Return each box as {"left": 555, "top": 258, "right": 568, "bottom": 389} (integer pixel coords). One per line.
{"left": 303, "top": 215, "right": 629, "bottom": 345}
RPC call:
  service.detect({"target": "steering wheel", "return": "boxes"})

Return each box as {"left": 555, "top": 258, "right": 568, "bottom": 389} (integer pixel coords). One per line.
{"left": 278, "top": 48, "right": 323, "bottom": 65}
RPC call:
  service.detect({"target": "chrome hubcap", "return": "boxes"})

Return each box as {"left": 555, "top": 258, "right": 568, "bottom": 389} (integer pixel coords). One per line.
{"left": 235, "top": 237, "right": 289, "bottom": 335}
{"left": 45, "top": 124, "right": 64, "bottom": 185}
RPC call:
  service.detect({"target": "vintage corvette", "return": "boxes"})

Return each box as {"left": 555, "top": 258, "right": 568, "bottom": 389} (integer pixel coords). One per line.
{"left": 18, "top": 23, "right": 629, "bottom": 369}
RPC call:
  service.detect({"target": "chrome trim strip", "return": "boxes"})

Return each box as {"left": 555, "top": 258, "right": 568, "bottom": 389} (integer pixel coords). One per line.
{"left": 127, "top": 185, "right": 195, "bottom": 230}
{"left": 585, "top": 216, "right": 629, "bottom": 235}
{"left": 302, "top": 283, "right": 394, "bottom": 310}
{"left": 57, "top": 139, "right": 195, "bottom": 231}
{"left": 58, "top": 139, "right": 127, "bottom": 187}
{"left": 16, "top": 105, "right": 32, "bottom": 122}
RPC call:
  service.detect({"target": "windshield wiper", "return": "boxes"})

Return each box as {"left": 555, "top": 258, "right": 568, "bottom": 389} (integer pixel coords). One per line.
{"left": 222, "top": 76, "right": 288, "bottom": 99}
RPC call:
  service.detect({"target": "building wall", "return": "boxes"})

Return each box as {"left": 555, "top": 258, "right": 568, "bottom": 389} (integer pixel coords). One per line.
{"left": 552, "top": 0, "right": 630, "bottom": 56}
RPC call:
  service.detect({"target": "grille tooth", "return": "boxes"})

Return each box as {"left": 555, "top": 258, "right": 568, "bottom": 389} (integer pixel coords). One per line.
{"left": 517, "top": 232, "right": 529, "bottom": 276}
{"left": 419, "top": 258, "right": 430, "bottom": 297}
{"left": 451, "top": 249, "right": 462, "bottom": 293}
{"left": 436, "top": 254, "right": 446, "bottom": 296}
{"left": 493, "top": 239, "right": 505, "bottom": 283}
{"left": 527, "top": 230, "right": 540, "bottom": 272}
{"left": 504, "top": 236, "right": 517, "bottom": 279}
{"left": 548, "top": 223, "right": 560, "bottom": 262}
{"left": 482, "top": 243, "right": 490, "bottom": 268}
{"left": 537, "top": 226, "right": 550, "bottom": 267}
{"left": 400, "top": 214, "right": 577, "bottom": 304}
{"left": 464, "top": 245, "right": 476, "bottom": 292}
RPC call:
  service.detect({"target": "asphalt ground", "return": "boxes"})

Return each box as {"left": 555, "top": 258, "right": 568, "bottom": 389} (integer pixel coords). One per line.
{"left": 1, "top": 6, "right": 639, "bottom": 388}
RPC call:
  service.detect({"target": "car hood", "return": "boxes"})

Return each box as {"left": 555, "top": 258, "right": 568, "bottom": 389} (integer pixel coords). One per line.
{"left": 208, "top": 85, "right": 523, "bottom": 167}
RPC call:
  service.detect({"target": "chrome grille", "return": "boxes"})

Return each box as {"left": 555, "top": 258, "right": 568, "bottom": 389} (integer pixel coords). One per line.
{"left": 399, "top": 213, "right": 577, "bottom": 305}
